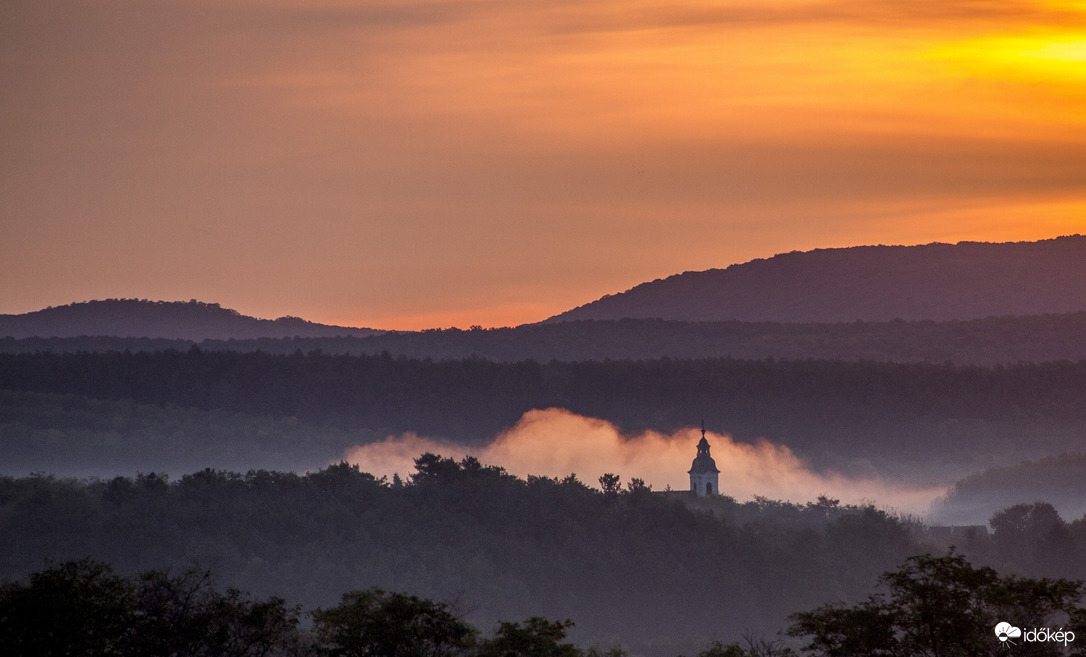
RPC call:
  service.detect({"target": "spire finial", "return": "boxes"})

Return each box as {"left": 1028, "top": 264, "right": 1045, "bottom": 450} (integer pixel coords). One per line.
{"left": 701, "top": 418, "right": 705, "bottom": 439}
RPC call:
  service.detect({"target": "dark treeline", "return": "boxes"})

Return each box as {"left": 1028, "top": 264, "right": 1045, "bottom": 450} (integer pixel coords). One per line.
{"left": 7, "top": 551, "right": 1085, "bottom": 657}
{"left": 3, "top": 458, "right": 1086, "bottom": 654}
{"left": 5, "top": 312, "right": 1086, "bottom": 365}
{"left": 2, "top": 349, "right": 1086, "bottom": 476}
{"left": 0, "top": 558, "right": 599, "bottom": 657}
{"left": 0, "top": 349, "right": 544, "bottom": 442}
{"left": 8, "top": 350, "right": 1086, "bottom": 429}
{"left": 1, "top": 458, "right": 924, "bottom": 654}
{"left": 0, "top": 335, "right": 194, "bottom": 354}
{"left": 787, "top": 550, "right": 1086, "bottom": 657}
{"left": 0, "top": 389, "right": 363, "bottom": 477}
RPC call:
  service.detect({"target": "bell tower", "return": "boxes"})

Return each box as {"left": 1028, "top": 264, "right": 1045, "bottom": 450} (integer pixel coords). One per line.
{"left": 688, "top": 421, "right": 720, "bottom": 497}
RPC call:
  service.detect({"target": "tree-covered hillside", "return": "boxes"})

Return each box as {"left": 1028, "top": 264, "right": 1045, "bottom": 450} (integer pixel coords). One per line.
{"left": 0, "top": 299, "right": 381, "bottom": 340}
{"left": 6, "top": 312, "right": 1086, "bottom": 365}
{"left": 3, "top": 459, "right": 1084, "bottom": 655}
{"left": 0, "top": 458, "right": 921, "bottom": 654}
{"left": 2, "top": 350, "right": 1085, "bottom": 479}
{"left": 548, "top": 236, "right": 1086, "bottom": 323}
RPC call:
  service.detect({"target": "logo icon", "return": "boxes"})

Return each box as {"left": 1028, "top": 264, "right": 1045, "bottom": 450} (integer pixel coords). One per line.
{"left": 995, "top": 622, "right": 1022, "bottom": 645}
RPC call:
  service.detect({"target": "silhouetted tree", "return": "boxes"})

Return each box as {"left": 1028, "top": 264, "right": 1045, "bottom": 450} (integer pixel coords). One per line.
{"left": 131, "top": 567, "right": 304, "bottom": 657}
{"left": 0, "top": 559, "right": 133, "bottom": 657}
{"left": 597, "top": 474, "right": 621, "bottom": 496}
{"left": 697, "top": 635, "right": 795, "bottom": 657}
{"left": 478, "top": 618, "right": 580, "bottom": 657}
{"left": 990, "top": 502, "right": 1078, "bottom": 576}
{"left": 789, "top": 551, "right": 1083, "bottom": 656}
{"left": 0, "top": 559, "right": 305, "bottom": 657}
{"left": 313, "top": 588, "right": 477, "bottom": 657}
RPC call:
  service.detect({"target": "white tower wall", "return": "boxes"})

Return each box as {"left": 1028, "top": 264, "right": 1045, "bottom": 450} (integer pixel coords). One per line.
{"left": 690, "top": 471, "right": 719, "bottom": 497}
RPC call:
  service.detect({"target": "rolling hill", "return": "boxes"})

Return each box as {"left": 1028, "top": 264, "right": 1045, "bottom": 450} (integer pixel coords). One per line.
{"left": 547, "top": 235, "right": 1086, "bottom": 323}
{"left": 0, "top": 299, "right": 381, "bottom": 340}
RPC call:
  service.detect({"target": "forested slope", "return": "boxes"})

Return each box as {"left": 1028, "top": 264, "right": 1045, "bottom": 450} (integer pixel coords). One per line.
{"left": 0, "top": 299, "right": 380, "bottom": 340}
{"left": 549, "top": 236, "right": 1086, "bottom": 323}
{"left": 6, "top": 312, "right": 1086, "bottom": 365}
{"left": 3, "top": 459, "right": 1084, "bottom": 655}
{"left": 0, "top": 459, "right": 922, "bottom": 654}
{"left": 3, "top": 350, "right": 1085, "bottom": 479}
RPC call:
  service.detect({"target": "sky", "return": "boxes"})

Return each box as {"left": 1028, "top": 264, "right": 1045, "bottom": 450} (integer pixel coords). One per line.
{"left": 3, "top": 0, "right": 1086, "bottom": 330}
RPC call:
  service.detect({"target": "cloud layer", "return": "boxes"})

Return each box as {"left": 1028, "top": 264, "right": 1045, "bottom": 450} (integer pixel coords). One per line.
{"left": 343, "top": 408, "right": 946, "bottom": 513}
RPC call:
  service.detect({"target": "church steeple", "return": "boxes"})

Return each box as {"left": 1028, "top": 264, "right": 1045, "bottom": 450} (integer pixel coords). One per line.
{"left": 696, "top": 420, "right": 711, "bottom": 456}
{"left": 688, "top": 421, "right": 720, "bottom": 497}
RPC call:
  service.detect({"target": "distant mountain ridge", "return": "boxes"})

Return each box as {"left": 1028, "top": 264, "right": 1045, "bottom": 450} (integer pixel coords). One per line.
{"left": 547, "top": 235, "right": 1086, "bottom": 323}
{"left": 6, "top": 313, "right": 1086, "bottom": 365}
{"left": 0, "top": 299, "right": 381, "bottom": 340}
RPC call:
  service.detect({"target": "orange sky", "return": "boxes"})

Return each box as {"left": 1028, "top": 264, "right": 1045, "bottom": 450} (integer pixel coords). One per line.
{"left": 3, "top": 0, "right": 1085, "bottom": 329}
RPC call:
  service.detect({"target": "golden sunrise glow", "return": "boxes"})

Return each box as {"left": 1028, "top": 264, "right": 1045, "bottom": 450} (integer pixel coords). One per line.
{"left": 930, "top": 34, "right": 1086, "bottom": 75}
{"left": 3, "top": 0, "right": 1086, "bottom": 327}
{"left": 264, "top": 1, "right": 1086, "bottom": 147}
{"left": 1023, "top": 39, "right": 1086, "bottom": 62}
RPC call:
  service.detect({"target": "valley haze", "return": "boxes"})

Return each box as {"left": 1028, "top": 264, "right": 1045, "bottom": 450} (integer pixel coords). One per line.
{"left": 3, "top": 237, "right": 1085, "bottom": 527}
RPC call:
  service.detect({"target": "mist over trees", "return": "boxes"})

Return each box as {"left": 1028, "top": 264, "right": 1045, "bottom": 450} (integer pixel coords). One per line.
{"left": 0, "top": 458, "right": 928, "bottom": 654}
{"left": 3, "top": 349, "right": 1086, "bottom": 482}
{"left": 3, "top": 458, "right": 1085, "bottom": 656}
{"left": 933, "top": 454, "right": 1086, "bottom": 526}
{"left": 4, "top": 246, "right": 1086, "bottom": 655}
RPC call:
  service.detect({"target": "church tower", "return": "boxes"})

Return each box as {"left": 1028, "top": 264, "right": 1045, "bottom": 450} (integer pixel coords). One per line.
{"left": 688, "top": 423, "right": 720, "bottom": 497}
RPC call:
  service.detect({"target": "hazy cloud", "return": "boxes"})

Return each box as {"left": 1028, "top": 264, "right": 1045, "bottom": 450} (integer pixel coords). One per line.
{"left": 343, "top": 408, "right": 947, "bottom": 513}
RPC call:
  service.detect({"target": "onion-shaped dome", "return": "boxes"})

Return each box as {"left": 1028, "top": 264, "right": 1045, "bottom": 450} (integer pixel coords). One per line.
{"left": 688, "top": 435, "right": 720, "bottom": 474}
